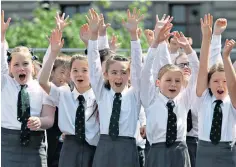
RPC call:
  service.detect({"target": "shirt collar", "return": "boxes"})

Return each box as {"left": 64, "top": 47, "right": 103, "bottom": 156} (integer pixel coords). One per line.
{"left": 211, "top": 95, "right": 229, "bottom": 106}
{"left": 158, "top": 89, "right": 177, "bottom": 106}
{"left": 110, "top": 86, "right": 128, "bottom": 98}
{"left": 14, "top": 77, "right": 34, "bottom": 90}
{"left": 72, "top": 87, "right": 93, "bottom": 101}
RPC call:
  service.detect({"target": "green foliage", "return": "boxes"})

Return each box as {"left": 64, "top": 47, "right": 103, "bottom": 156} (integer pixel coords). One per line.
{"left": 6, "top": 1, "right": 152, "bottom": 60}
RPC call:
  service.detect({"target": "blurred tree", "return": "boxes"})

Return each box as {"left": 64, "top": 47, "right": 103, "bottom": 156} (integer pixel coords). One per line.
{"left": 6, "top": 1, "right": 152, "bottom": 60}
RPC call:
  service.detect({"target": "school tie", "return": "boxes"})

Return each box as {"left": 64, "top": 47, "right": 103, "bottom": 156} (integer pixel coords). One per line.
{"left": 109, "top": 93, "right": 122, "bottom": 140}
{"left": 166, "top": 100, "right": 177, "bottom": 147}
{"left": 210, "top": 100, "right": 223, "bottom": 145}
{"left": 187, "top": 109, "right": 193, "bottom": 132}
{"left": 75, "top": 95, "right": 85, "bottom": 143}
{"left": 17, "top": 85, "right": 31, "bottom": 146}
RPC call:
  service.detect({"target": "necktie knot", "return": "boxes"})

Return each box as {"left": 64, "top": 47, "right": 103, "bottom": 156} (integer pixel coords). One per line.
{"left": 20, "top": 85, "right": 27, "bottom": 90}
{"left": 114, "top": 93, "right": 122, "bottom": 99}
{"left": 215, "top": 100, "right": 223, "bottom": 106}
{"left": 78, "top": 95, "right": 85, "bottom": 103}
{"left": 166, "top": 100, "right": 175, "bottom": 109}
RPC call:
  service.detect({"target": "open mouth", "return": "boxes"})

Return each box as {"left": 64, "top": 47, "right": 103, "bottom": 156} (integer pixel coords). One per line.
{"left": 115, "top": 82, "right": 122, "bottom": 87}
{"left": 19, "top": 74, "right": 26, "bottom": 81}
{"left": 77, "top": 79, "right": 84, "bottom": 83}
{"left": 217, "top": 90, "right": 224, "bottom": 95}
{"left": 169, "top": 89, "right": 176, "bottom": 93}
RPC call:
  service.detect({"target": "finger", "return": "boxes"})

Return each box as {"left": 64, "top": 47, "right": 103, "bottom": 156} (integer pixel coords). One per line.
{"left": 156, "top": 14, "right": 159, "bottom": 22}
{"left": 132, "top": 7, "right": 137, "bottom": 18}
{"left": 89, "top": 9, "right": 93, "bottom": 20}
{"left": 62, "top": 13, "right": 65, "bottom": 20}
{"left": 137, "top": 14, "right": 144, "bottom": 22}
{"left": 122, "top": 18, "right": 126, "bottom": 26}
{"left": 204, "top": 14, "right": 207, "bottom": 24}
{"left": 168, "top": 16, "right": 174, "bottom": 23}
{"left": 165, "top": 15, "right": 170, "bottom": 22}
{"left": 100, "top": 15, "right": 105, "bottom": 25}
{"left": 200, "top": 18, "right": 204, "bottom": 27}
{"left": 61, "top": 39, "right": 65, "bottom": 47}
{"left": 175, "top": 31, "right": 180, "bottom": 38}
{"left": 210, "top": 15, "right": 213, "bottom": 27}
{"left": 2, "top": 10, "right": 4, "bottom": 21}
{"left": 137, "top": 9, "right": 140, "bottom": 18}
{"left": 127, "top": 9, "right": 131, "bottom": 18}
{"left": 105, "top": 23, "right": 111, "bottom": 28}
{"left": 85, "top": 15, "right": 90, "bottom": 23}
{"left": 161, "top": 14, "right": 166, "bottom": 20}
{"left": 180, "top": 31, "right": 185, "bottom": 37}
{"left": 65, "top": 15, "right": 70, "bottom": 22}
{"left": 6, "top": 18, "right": 11, "bottom": 25}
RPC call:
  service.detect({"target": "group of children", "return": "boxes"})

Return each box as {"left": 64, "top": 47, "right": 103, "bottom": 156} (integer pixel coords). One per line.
{"left": 1, "top": 7, "right": 236, "bottom": 167}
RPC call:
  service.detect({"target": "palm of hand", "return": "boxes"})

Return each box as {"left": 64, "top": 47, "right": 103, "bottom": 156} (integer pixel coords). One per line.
{"left": 80, "top": 30, "right": 90, "bottom": 41}
{"left": 202, "top": 24, "right": 212, "bottom": 37}
{"left": 125, "top": 18, "right": 138, "bottom": 33}
{"left": 89, "top": 20, "right": 100, "bottom": 34}
{"left": 57, "top": 20, "right": 67, "bottom": 30}
{"left": 177, "top": 37, "right": 188, "bottom": 46}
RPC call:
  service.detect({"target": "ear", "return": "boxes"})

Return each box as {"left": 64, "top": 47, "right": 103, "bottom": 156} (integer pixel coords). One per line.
{"left": 104, "top": 71, "right": 108, "bottom": 80}
{"left": 155, "top": 79, "right": 160, "bottom": 87}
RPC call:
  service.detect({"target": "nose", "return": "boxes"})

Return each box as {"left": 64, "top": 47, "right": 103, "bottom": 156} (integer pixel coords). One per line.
{"left": 171, "top": 80, "right": 176, "bottom": 86}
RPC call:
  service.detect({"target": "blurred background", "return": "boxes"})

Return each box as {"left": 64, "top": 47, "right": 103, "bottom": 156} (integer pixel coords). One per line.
{"left": 2, "top": 0, "right": 236, "bottom": 61}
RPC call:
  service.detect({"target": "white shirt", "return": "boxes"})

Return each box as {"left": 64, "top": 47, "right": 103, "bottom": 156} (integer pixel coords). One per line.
{"left": 44, "top": 84, "right": 100, "bottom": 146}
{"left": 87, "top": 40, "right": 142, "bottom": 138}
{"left": 98, "top": 35, "right": 109, "bottom": 50}
{"left": 209, "top": 34, "right": 223, "bottom": 67}
{"left": 187, "top": 34, "right": 222, "bottom": 138}
{"left": 1, "top": 43, "right": 49, "bottom": 130}
{"left": 135, "top": 107, "right": 146, "bottom": 148}
{"left": 140, "top": 43, "right": 198, "bottom": 145}
{"left": 197, "top": 90, "right": 236, "bottom": 142}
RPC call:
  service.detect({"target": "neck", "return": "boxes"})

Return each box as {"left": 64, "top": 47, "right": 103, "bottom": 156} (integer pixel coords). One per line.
{"left": 75, "top": 85, "right": 91, "bottom": 94}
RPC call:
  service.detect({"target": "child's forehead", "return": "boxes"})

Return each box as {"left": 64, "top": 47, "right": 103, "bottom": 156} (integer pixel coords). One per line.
{"left": 163, "top": 70, "right": 183, "bottom": 77}
{"left": 11, "top": 53, "right": 32, "bottom": 61}
{"left": 72, "top": 59, "right": 88, "bottom": 66}
{"left": 109, "top": 61, "right": 129, "bottom": 70}
{"left": 211, "top": 71, "right": 226, "bottom": 79}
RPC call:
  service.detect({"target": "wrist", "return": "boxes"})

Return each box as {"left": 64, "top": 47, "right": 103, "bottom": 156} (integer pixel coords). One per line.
{"left": 90, "top": 32, "right": 99, "bottom": 40}
{"left": 1, "top": 33, "right": 6, "bottom": 42}
{"left": 130, "top": 32, "right": 138, "bottom": 41}
{"left": 184, "top": 44, "right": 192, "bottom": 55}
{"left": 99, "top": 31, "right": 106, "bottom": 37}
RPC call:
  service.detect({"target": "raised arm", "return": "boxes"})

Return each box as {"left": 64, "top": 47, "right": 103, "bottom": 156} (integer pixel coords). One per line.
{"left": 140, "top": 21, "right": 173, "bottom": 108}
{"left": 122, "top": 8, "right": 144, "bottom": 98}
{"left": 38, "top": 29, "right": 64, "bottom": 94}
{"left": 98, "top": 14, "right": 110, "bottom": 50}
{"left": 152, "top": 14, "right": 173, "bottom": 81}
{"left": 87, "top": 9, "right": 105, "bottom": 100}
{"left": 209, "top": 18, "right": 227, "bottom": 67}
{"left": 196, "top": 14, "right": 213, "bottom": 97}
{"left": 1, "top": 10, "right": 11, "bottom": 89}
{"left": 222, "top": 39, "right": 236, "bottom": 108}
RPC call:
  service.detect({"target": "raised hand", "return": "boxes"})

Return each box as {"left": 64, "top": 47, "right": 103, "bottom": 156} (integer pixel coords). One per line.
{"left": 49, "top": 29, "right": 64, "bottom": 57}
{"left": 144, "top": 29, "right": 154, "bottom": 46}
{"left": 122, "top": 8, "right": 144, "bottom": 35}
{"left": 98, "top": 14, "right": 111, "bottom": 36}
{"left": 174, "top": 32, "right": 189, "bottom": 48}
{"left": 154, "top": 14, "right": 173, "bottom": 38}
{"left": 152, "top": 21, "right": 173, "bottom": 48}
{"left": 223, "top": 39, "right": 235, "bottom": 58}
{"left": 79, "top": 23, "right": 90, "bottom": 47}
{"left": 55, "top": 12, "right": 71, "bottom": 32}
{"left": 86, "top": 8, "right": 102, "bottom": 36}
{"left": 200, "top": 13, "right": 213, "bottom": 39}
{"left": 109, "top": 34, "right": 121, "bottom": 52}
{"left": 1, "top": 10, "right": 11, "bottom": 41}
{"left": 213, "top": 18, "right": 227, "bottom": 35}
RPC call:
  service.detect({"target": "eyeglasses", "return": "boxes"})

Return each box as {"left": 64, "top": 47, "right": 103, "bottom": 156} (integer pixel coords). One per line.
{"left": 176, "top": 62, "right": 190, "bottom": 69}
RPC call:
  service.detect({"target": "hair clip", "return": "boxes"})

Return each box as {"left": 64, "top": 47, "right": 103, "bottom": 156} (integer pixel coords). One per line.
{"left": 32, "top": 55, "right": 39, "bottom": 61}
{"left": 7, "top": 50, "right": 12, "bottom": 63}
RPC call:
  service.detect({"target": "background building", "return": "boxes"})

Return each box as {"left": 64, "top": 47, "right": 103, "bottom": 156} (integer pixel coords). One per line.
{"left": 2, "top": 1, "right": 236, "bottom": 59}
